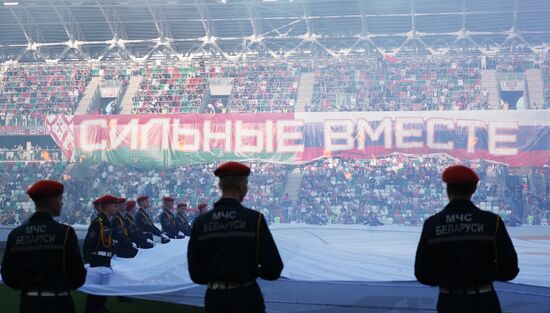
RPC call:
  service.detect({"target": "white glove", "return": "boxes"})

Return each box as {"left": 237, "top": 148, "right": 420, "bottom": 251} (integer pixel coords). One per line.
{"left": 132, "top": 242, "right": 138, "bottom": 249}
{"left": 147, "top": 239, "right": 155, "bottom": 245}
{"left": 85, "top": 263, "right": 91, "bottom": 269}
{"left": 161, "top": 234, "right": 169, "bottom": 240}
{"left": 178, "top": 231, "right": 184, "bottom": 237}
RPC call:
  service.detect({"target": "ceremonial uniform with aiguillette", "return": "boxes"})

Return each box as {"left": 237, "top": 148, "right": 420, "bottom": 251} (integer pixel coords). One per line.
{"left": 83, "top": 194, "right": 116, "bottom": 313}
{"left": 160, "top": 196, "right": 183, "bottom": 239}
{"left": 135, "top": 195, "right": 170, "bottom": 245}
{"left": 188, "top": 162, "right": 284, "bottom": 313}
{"left": 124, "top": 200, "right": 153, "bottom": 249}
{"left": 1, "top": 180, "right": 87, "bottom": 313}
{"left": 176, "top": 203, "right": 192, "bottom": 236}
{"left": 415, "top": 165, "right": 519, "bottom": 313}
{"left": 111, "top": 197, "right": 138, "bottom": 258}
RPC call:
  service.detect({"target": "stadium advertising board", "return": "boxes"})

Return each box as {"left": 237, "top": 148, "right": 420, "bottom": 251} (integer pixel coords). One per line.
{"left": 46, "top": 111, "right": 550, "bottom": 167}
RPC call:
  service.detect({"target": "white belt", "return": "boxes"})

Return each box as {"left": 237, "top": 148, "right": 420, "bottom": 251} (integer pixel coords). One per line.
{"left": 92, "top": 251, "right": 112, "bottom": 257}
{"left": 25, "top": 291, "right": 69, "bottom": 297}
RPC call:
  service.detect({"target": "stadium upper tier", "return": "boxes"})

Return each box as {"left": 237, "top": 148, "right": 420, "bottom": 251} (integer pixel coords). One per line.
{"left": 1, "top": 54, "right": 549, "bottom": 125}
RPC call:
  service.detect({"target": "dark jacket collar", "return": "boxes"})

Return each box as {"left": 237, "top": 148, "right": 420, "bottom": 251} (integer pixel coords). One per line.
{"left": 214, "top": 198, "right": 241, "bottom": 208}
{"left": 445, "top": 199, "right": 476, "bottom": 210}
{"left": 30, "top": 211, "right": 53, "bottom": 220}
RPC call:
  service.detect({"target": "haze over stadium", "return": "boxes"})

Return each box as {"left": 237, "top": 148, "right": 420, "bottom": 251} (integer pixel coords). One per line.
{"left": 0, "top": 0, "right": 549, "bottom": 312}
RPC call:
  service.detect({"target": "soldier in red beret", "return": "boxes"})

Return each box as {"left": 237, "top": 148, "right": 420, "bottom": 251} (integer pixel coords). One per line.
{"left": 188, "top": 162, "right": 283, "bottom": 313}
{"left": 1, "top": 180, "right": 86, "bottom": 313}
{"left": 111, "top": 197, "right": 138, "bottom": 258}
{"left": 135, "top": 195, "right": 170, "bottom": 245}
{"left": 83, "top": 194, "right": 118, "bottom": 313}
{"left": 197, "top": 202, "right": 208, "bottom": 215}
{"left": 415, "top": 165, "right": 519, "bottom": 313}
{"left": 176, "top": 203, "right": 192, "bottom": 236}
{"left": 124, "top": 200, "right": 152, "bottom": 249}
{"left": 160, "top": 196, "right": 183, "bottom": 239}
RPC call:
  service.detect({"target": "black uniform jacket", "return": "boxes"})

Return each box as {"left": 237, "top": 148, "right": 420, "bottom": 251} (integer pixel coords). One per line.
{"left": 135, "top": 208, "right": 162, "bottom": 241}
{"left": 415, "top": 199, "right": 519, "bottom": 288}
{"left": 160, "top": 209, "right": 179, "bottom": 238}
{"left": 176, "top": 213, "right": 192, "bottom": 236}
{"left": 187, "top": 198, "right": 284, "bottom": 285}
{"left": 83, "top": 212, "right": 113, "bottom": 267}
{"left": 112, "top": 213, "right": 138, "bottom": 258}
{"left": 1, "top": 212, "right": 86, "bottom": 291}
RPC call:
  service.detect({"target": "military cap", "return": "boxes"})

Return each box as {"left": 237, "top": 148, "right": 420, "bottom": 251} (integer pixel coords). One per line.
{"left": 118, "top": 197, "right": 126, "bottom": 204}
{"left": 177, "top": 203, "right": 187, "bottom": 208}
{"left": 137, "top": 195, "right": 149, "bottom": 203}
{"left": 214, "top": 162, "right": 251, "bottom": 177}
{"left": 126, "top": 200, "right": 136, "bottom": 210}
{"left": 198, "top": 203, "right": 208, "bottom": 210}
{"left": 96, "top": 194, "right": 119, "bottom": 204}
{"left": 27, "top": 180, "right": 64, "bottom": 200}
{"left": 442, "top": 165, "right": 479, "bottom": 184}
{"left": 163, "top": 196, "right": 174, "bottom": 202}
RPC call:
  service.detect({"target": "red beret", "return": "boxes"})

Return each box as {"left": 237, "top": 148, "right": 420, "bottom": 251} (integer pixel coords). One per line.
{"left": 442, "top": 165, "right": 479, "bottom": 184}
{"left": 126, "top": 200, "right": 136, "bottom": 209}
{"left": 96, "top": 194, "right": 119, "bottom": 205}
{"left": 214, "top": 162, "right": 251, "bottom": 177}
{"left": 163, "top": 196, "right": 174, "bottom": 202}
{"left": 137, "top": 195, "right": 149, "bottom": 203}
{"left": 27, "top": 180, "right": 64, "bottom": 200}
{"left": 198, "top": 203, "right": 208, "bottom": 209}
{"left": 177, "top": 203, "right": 187, "bottom": 208}
{"left": 92, "top": 198, "right": 100, "bottom": 206}
{"left": 117, "top": 197, "right": 126, "bottom": 204}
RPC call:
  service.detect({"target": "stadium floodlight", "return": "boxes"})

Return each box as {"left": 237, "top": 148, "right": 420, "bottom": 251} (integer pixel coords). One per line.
{"left": 4, "top": 2, "right": 19, "bottom": 5}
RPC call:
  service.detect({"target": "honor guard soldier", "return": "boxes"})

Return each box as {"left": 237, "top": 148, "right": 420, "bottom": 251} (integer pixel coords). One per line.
{"left": 198, "top": 202, "right": 208, "bottom": 215}
{"left": 188, "top": 162, "right": 284, "bottom": 313}
{"left": 125, "top": 200, "right": 153, "bottom": 249}
{"left": 1, "top": 180, "right": 87, "bottom": 313}
{"left": 160, "top": 196, "right": 184, "bottom": 239}
{"left": 111, "top": 197, "right": 138, "bottom": 258}
{"left": 135, "top": 195, "right": 170, "bottom": 245}
{"left": 415, "top": 165, "right": 519, "bottom": 313}
{"left": 83, "top": 194, "right": 117, "bottom": 313}
{"left": 176, "top": 203, "right": 192, "bottom": 236}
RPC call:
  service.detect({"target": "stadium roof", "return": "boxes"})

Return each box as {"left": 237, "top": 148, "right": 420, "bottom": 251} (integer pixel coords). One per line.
{"left": 1, "top": 0, "right": 550, "bottom": 62}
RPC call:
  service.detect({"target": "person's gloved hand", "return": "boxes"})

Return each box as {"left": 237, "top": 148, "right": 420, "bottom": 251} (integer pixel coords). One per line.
{"left": 132, "top": 242, "right": 138, "bottom": 249}
{"left": 177, "top": 231, "right": 185, "bottom": 239}
{"left": 160, "top": 233, "right": 171, "bottom": 244}
{"left": 146, "top": 239, "right": 155, "bottom": 246}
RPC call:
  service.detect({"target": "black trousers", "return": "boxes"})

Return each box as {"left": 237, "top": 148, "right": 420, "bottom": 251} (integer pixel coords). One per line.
{"left": 84, "top": 294, "right": 108, "bottom": 313}
{"left": 205, "top": 283, "right": 265, "bottom": 313}
{"left": 437, "top": 291, "right": 502, "bottom": 313}
{"left": 20, "top": 294, "right": 75, "bottom": 313}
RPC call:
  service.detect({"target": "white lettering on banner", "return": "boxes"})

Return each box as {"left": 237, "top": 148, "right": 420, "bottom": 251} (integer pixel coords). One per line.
{"left": 235, "top": 121, "right": 264, "bottom": 153}
{"left": 109, "top": 118, "right": 139, "bottom": 150}
{"left": 456, "top": 120, "right": 485, "bottom": 154}
{"left": 356, "top": 118, "right": 393, "bottom": 149}
{"left": 265, "top": 120, "right": 274, "bottom": 153}
{"left": 426, "top": 118, "right": 454, "bottom": 150}
{"left": 80, "top": 119, "right": 107, "bottom": 151}
{"left": 141, "top": 118, "right": 170, "bottom": 150}
{"left": 172, "top": 120, "right": 200, "bottom": 152}
{"left": 277, "top": 119, "right": 304, "bottom": 153}
{"left": 203, "top": 120, "right": 232, "bottom": 152}
{"left": 74, "top": 116, "right": 522, "bottom": 158}
{"left": 395, "top": 118, "right": 424, "bottom": 149}
{"left": 324, "top": 120, "right": 354, "bottom": 151}
{"left": 488, "top": 121, "right": 519, "bottom": 156}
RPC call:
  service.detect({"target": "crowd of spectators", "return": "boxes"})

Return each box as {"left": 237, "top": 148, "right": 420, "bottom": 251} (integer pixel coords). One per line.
{"left": 1, "top": 52, "right": 548, "bottom": 126}
{"left": 0, "top": 65, "right": 90, "bottom": 125}
{"left": 0, "top": 156, "right": 548, "bottom": 227}
{"left": 308, "top": 55, "right": 486, "bottom": 112}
